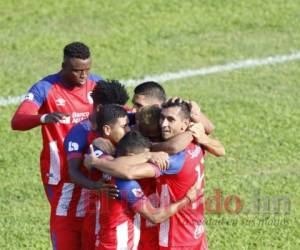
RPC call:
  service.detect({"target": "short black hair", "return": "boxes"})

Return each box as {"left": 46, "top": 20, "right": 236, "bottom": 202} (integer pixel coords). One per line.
{"left": 91, "top": 80, "right": 129, "bottom": 106}
{"left": 161, "top": 99, "right": 191, "bottom": 119}
{"left": 116, "top": 131, "right": 151, "bottom": 157}
{"left": 96, "top": 104, "right": 127, "bottom": 134}
{"left": 63, "top": 42, "right": 90, "bottom": 60}
{"left": 134, "top": 81, "right": 166, "bottom": 102}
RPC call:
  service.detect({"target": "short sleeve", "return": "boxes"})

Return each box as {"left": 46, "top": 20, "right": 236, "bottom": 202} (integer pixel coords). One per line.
{"left": 116, "top": 179, "right": 144, "bottom": 206}
{"left": 64, "top": 123, "right": 89, "bottom": 159}
{"left": 25, "top": 80, "right": 52, "bottom": 107}
{"left": 161, "top": 150, "right": 185, "bottom": 175}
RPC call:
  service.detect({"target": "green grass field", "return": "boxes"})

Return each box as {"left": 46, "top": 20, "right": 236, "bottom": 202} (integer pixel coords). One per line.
{"left": 1, "top": 0, "right": 299, "bottom": 249}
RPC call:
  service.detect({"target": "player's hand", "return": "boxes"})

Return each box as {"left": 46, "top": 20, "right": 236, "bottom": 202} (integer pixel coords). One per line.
{"left": 186, "top": 179, "right": 199, "bottom": 202}
{"left": 188, "top": 122, "right": 207, "bottom": 144}
{"left": 84, "top": 145, "right": 99, "bottom": 170}
{"left": 93, "top": 137, "right": 115, "bottom": 155}
{"left": 167, "top": 96, "right": 183, "bottom": 104}
{"left": 95, "top": 180, "right": 119, "bottom": 199}
{"left": 188, "top": 101, "right": 202, "bottom": 122}
{"left": 148, "top": 152, "right": 169, "bottom": 170}
{"left": 43, "top": 112, "right": 70, "bottom": 123}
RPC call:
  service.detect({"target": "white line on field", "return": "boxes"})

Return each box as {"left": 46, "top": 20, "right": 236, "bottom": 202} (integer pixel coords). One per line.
{"left": 1, "top": 51, "right": 300, "bottom": 107}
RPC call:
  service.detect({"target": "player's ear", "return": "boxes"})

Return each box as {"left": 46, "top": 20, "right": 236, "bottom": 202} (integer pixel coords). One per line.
{"left": 103, "top": 125, "right": 111, "bottom": 136}
{"left": 182, "top": 119, "right": 189, "bottom": 131}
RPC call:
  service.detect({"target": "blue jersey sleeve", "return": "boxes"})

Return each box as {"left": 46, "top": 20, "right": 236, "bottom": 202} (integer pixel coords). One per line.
{"left": 25, "top": 80, "right": 52, "bottom": 107}
{"left": 88, "top": 74, "right": 103, "bottom": 82}
{"left": 116, "top": 179, "right": 144, "bottom": 206}
{"left": 161, "top": 151, "right": 185, "bottom": 175}
{"left": 64, "top": 123, "right": 89, "bottom": 155}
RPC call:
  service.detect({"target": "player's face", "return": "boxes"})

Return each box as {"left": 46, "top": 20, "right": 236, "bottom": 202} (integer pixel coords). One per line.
{"left": 107, "top": 116, "right": 130, "bottom": 144}
{"left": 62, "top": 57, "right": 91, "bottom": 86}
{"left": 132, "top": 94, "right": 162, "bottom": 112}
{"left": 160, "top": 107, "right": 189, "bottom": 140}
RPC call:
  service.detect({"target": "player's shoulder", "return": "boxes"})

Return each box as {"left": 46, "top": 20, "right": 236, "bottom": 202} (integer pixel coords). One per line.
{"left": 88, "top": 73, "right": 103, "bottom": 82}
{"left": 33, "top": 73, "right": 59, "bottom": 88}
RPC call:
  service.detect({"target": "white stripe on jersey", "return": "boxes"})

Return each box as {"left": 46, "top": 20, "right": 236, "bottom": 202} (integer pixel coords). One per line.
{"left": 56, "top": 183, "right": 75, "bottom": 216}
{"left": 116, "top": 221, "right": 129, "bottom": 250}
{"left": 159, "top": 184, "right": 170, "bottom": 247}
{"left": 95, "top": 200, "right": 101, "bottom": 234}
{"left": 48, "top": 141, "right": 61, "bottom": 185}
{"left": 133, "top": 214, "right": 141, "bottom": 250}
{"left": 76, "top": 188, "right": 88, "bottom": 217}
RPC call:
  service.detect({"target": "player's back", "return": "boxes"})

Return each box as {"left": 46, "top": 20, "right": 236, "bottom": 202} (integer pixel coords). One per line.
{"left": 97, "top": 175, "right": 139, "bottom": 250}
{"left": 157, "top": 142, "right": 206, "bottom": 248}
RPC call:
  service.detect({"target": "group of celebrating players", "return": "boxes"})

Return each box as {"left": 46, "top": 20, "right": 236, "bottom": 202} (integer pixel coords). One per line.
{"left": 11, "top": 42, "right": 225, "bottom": 250}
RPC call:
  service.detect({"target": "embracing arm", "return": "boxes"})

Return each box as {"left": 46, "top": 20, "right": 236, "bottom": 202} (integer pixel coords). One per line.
{"left": 136, "top": 180, "right": 198, "bottom": 224}
{"left": 151, "top": 131, "right": 193, "bottom": 154}
{"left": 68, "top": 158, "right": 103, "bottom": 189}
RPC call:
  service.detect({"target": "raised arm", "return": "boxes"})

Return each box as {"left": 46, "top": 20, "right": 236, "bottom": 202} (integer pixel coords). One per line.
{"left": 189, "top": 101, "right": 214, "bottom": 135}
{"left": 189, "top": 123, "right": 225, "bottom": 157}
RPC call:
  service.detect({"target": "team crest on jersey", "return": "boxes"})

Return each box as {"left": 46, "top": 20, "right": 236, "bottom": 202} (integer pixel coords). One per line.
{"left": 132, "top": 188, "right": 144, "bottom": 197}
{"left": 87, "top": 91, "right": 93, "bottom": 104}
{"left": 68, "top": 141, "right": 79, "bottom": 151}
{"left": 187, "top": 145, "right": 201, "bottom": 159}
{"left": 55, "top": 98, "right": 66, "bottom": 106}
{"left": 24, "top": 93, "right": 34, "bottom": 101}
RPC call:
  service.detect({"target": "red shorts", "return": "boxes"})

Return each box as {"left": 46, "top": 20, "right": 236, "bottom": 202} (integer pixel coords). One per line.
{"left": 45, "top": 184, "right": 97, "bottom": 250}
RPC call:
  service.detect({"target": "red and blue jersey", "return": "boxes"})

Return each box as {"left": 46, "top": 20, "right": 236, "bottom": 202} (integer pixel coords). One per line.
{"left": 24, "top": 73, "right": 101, "bottom": 185}
{"left": 55, "top": 118, "right": 101, "bottom": 218}
{"left": 96, "top": 173, "right": 143, "bottom": 250}
{"left": 156, "top": 142, "right": 206, "bottom": 248}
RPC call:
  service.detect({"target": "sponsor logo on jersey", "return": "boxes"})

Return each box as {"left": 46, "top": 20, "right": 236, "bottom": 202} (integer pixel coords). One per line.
{"left": 55, "top": 98, "right": 66, "bottom": 106}
{"left": 68, "top": 142, "right": 79, "bottom": 151}
{"left": 24, "top": 93, "right": 34, "bottom": 101}
{"left": 72, "top": 112, "right": 90, "bottom": 123}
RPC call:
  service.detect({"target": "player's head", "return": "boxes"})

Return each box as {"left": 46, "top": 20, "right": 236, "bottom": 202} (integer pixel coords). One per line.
{"left": 132, "top": 81, "right": 166, "bottom": 112}
{"left": 95, "top": 104, "right": 130, "bottom": 144}
{"left": 135, "top": 105, "right": 161, "bottom": 142}
{"left": 116, "top": 131, "right": 151, "bottom": 157}
{"left": 91, "top": 80, "right": 129, "bottom": 109}
{"left": 160, "top": 99, "right": 191, "bottom": 140}
{"left": 61, "top": 42, "right": 91, "bottom": 87}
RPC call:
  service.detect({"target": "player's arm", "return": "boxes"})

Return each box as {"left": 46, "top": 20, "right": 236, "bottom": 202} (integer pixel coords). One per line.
{"left": 189, "top": 123, "right": 225, "bottom": 156}
{"left": 84, "top": 145, "right": 167, "bottom": 180}
{"left": 11, "top": 82, "right": 69, "bottom": 131}
{"left": 65, "top": 127, "right": 118, "bottom": 195}
{"left": 85, "top": 146, "right": 184, "bottom": 180}
{"left": 188, "top": 100, "right": 214, "bottom": 134}
{"left": 150, "top": 131, "right": 193, "bottom": 154}
{"left": 133, "top": 180, "right": 199, "bottom": 224}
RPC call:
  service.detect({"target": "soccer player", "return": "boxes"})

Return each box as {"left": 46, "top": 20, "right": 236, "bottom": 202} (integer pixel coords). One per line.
{"left": 86, "top": 100, "right": 225, "bottom": 249}
{"left": 92, "top": 130, "right": 199, "bottom": 250}
{"left": 60, "top": 80, "right": 128, "bottom": 249}
{"left": 132, "top": 81, "right": 214, "bottom": 135}
{"left": 11, "top": 42, "right": 102, "bottom": 249}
